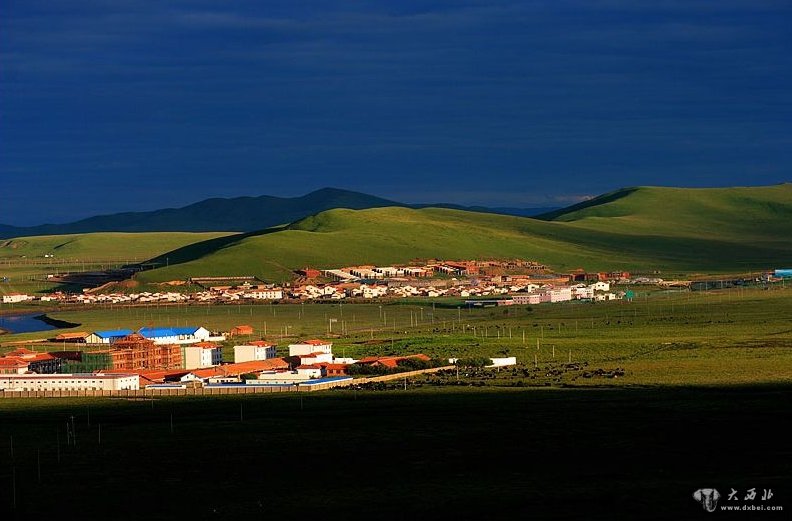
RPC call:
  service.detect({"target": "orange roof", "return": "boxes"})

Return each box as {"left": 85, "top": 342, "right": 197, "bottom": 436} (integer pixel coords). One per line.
{"left": 0, "top": 358, "right": 28, "bottom": 368}
{"left": 3, "top": 350, "right": 56, "bottom": 362}
{"left": 247, "top": 341, "right": 275, "bottom": 347}
{"left": 303, "top": 339, "right": 330, "bottom": 346}
{"left": 357, "top": 354, "right": 431, "bottom": 366}
{"left": 297, "top": 364, "right": 321, "bottom": 370}
{"left": 6, "top": 348, "right": 37, "bottom": 356}
{"left": 298, "top": 352, "right": 328, "bottom": 359}
{"left": 53, "top": 332, "right": 89, "bottom": 340}
{"left": 319, "top": 363, "right": 348, "bottom": 370}
{"left": 193, "top": 342, "right": 220, "bottom": 349}
{"left": 190, "top": 358, "right": 288, "bottom": 378}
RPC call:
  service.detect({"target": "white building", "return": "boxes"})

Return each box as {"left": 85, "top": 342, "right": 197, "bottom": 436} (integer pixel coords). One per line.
{"left": 349, "top": 268, "right": 381, "bottom": 279}
{"left": 243, "top": 289, "right": 284, "bottom": 300}
{"left": 296, "top": 365, "right": 322, "bottom": 378}
{"left": 2, "top": 293, "right": 34, "bottom": 304}
{"left": 512, "top": 293, "right": 545, "bottom": 305}
{"left": 591, "top": 281, "right": 611, "bottom": 292}
{"left": 487, "top": 357, "right": 518, "bottom": 368}
{"left": 296, "top": 352, "right": 333, "bottom": 365}
{"left": 289, "top": 340, "right": 333, "bottom": 357}
{"left": 234, "top": 341, "right": 277, "bottom": 363}
{"left": 182, "top": 343, "right": 223, "bottom": 369}
{"left": 254, "top": 370, "right": 311, "bottom": 385}
{"left": 549, "top": 288, "right": 573, "bottom": 303}
{"left": 0, "top": 373, "right": 139, "bottom": 392}
{"left": 573, "top": 286, "right": 594, "bottom": 299}
{"left": 323, "top": 270, "right": 358, "bottom": 282}
{"left": 139, "top": 326, "right": 221, "bottom": 345}
{"left": 373, "top": 267, "right": 402, "bottom": 277}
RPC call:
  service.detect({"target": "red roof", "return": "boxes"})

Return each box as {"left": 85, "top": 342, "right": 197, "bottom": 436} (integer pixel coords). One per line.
{"left": 298, "top": 352, "right": 328, "bottom": 359}
{"left": 303, "top": 339, "right": 330, "bottom": 346}
{"left": 6, "top": 348, "right": 39, "bottom": 357}
{"left": 0, "top": 358, "right": 28, "bottom": 368}
{"left": 3, "top": 350, "right": 56, "bottom": 362}
{"left": 319, "top": 363, "right": 348, "bottom": 370}
{"left": 193, "top": 342, "right": 220, "bottom": 349}
{"left": 190, "top": 358, "right": 288, "bottom": 378}
{"left": 53, "top": 332, "right": 89, "bottom": 340}
{"left": 247, "top": 341, "right": 275, "bottom": 347}
{"left": 357, "top": 354, "right": 431, "bottom": 367}
{"left": 296, "top": 364, "right": 321, "bottom": 370}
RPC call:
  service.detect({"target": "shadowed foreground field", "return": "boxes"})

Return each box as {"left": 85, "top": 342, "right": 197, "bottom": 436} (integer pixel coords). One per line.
{"left": 0, "top": 386, "right": 789, "bottom": 520}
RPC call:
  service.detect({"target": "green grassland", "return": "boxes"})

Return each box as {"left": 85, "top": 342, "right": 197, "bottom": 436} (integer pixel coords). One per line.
{"left": 0, "top": 386, "right": 789, "bottom": 520}
{"left": 136, "top": 184, "right": 792, "bottom": 282}
{"left": 0, "top": 231, "right": 233, "bottom": 262}
{"left": 3, "top": 285, "right": 791, "bottom": 387}
{"left": 0, "top": 232, "right": 233, "bottom": 295}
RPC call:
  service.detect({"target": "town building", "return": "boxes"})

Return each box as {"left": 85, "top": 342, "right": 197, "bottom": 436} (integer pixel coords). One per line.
{"left": 229, "top": 325, "right": 254, "bottom": 336}
{"left": 234, "top": 341, "right": 277, "bottom": 363}
{"left": 0, "top": 348, "right": 62, "bottom": 374}
{"left": 288, "top": 340, "right": 333, "bottom": 357}
{"left": 242, "top": 289, "right": 284, "bottom": 300}
{"left": 182, "top": 342, "right": 223, "bottom": 370}
{"left": 52, "top": 332, "right": 89, "bottom": 343}
{"left": 1, "top": 293, "right": 34, "bottom": 304}
{"left": 85, "top": 329, "right": 134, "bottom": 344}
{"left": 0, "top": 358, "right": 30, "bottom": 374}
{"left": 62, "top": 334, "right": 183, "bottom": 372}
{"left": 180, "top": 358, "right": 289, "bottom": 383}
{"left": 0, "top": 373, "right": 140, "bottom": 392}
{"left": 292, "top": 352, "right": 333, "bottom": 365}
{"left": 138, "top": 326, "right": 217, "bottom": 345}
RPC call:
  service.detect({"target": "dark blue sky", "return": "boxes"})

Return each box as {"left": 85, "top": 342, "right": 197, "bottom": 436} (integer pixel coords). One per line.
{"left": 2, "top": 0, "right": 790, "bottom": 225}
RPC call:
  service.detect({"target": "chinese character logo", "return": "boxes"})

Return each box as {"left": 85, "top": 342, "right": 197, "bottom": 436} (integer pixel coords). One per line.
{"left": 693, "top": 489, "right": 721, "bottom": 512}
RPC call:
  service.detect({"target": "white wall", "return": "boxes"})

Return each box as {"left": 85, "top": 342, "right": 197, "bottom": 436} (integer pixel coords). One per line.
{"left": 234, "top": 344, "right": 276, "bottom": 363}
{"left": 0, "top": 374, "right": 139, "bottom": 391}
{"left": 289, "top": 343, "right": 332, "bottom": 356}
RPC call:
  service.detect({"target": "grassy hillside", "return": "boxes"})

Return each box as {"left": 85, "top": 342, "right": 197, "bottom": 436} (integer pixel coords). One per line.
{"left": 538, "top": 183, "right": 792, "bottom": 237}
{"left": 0, "top": 232, "right": 233, "bottom": 262}
{"left": 136, "top": 184, "right": 792, "bottom": 282}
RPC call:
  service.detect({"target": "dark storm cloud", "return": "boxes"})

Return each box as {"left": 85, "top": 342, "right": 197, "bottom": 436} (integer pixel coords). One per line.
{"left": 1, "top": 0, "right": 790, "bottom": 224}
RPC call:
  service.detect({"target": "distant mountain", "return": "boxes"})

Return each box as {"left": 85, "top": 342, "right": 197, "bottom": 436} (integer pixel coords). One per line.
{"left": 0, "top": 188, "right": 556, "bottom": 238}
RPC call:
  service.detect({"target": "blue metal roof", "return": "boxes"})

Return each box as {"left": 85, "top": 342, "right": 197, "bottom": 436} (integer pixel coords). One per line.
{"left": 172, "top": 326, "right": 200, "bottom": 335}
{"left": 94, "top": 329, "right": 133, "bottom": 338}
{"left": 138, "top": 326, "right": 200, "bottom": 338}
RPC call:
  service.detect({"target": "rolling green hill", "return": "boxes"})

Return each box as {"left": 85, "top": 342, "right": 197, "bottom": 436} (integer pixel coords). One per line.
{"left": 538, "top": 183, "right": 792, "bottom": 237}
{"left": 136, "top": 184, "right": 792, "bottom": 282}
{"left": 0, "top": 232, "right": 233, "bottom": 262}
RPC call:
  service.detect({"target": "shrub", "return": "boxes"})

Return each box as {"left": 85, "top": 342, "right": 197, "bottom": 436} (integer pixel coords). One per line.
{"left": 455, "top": 357, "right": 490, "bottom": 368}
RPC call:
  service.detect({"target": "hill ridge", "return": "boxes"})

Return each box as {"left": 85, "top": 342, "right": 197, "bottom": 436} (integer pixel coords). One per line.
{"left": 0, "top": 188, "right": 556, "bottom": 238}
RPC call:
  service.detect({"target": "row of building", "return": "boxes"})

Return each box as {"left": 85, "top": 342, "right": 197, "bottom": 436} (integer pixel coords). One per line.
{"left": 0, "top": 335, "right": 437, "bottom": 392}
